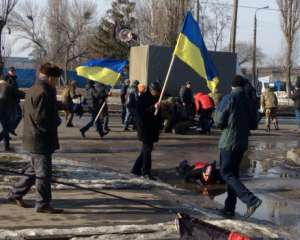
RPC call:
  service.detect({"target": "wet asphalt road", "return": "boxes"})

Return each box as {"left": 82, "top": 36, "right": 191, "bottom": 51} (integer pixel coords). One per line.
{"left": 2, "top": 114, "right": 300, "bottom": 238}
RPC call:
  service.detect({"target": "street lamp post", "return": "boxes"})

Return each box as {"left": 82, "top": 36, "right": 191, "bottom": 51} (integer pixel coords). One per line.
{"left": 252, "top": 6, "right": 269, "bottom": 89}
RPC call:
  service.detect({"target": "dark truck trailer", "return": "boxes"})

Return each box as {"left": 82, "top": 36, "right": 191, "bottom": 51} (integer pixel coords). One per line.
{"left": 129, "top": 45, "right": 237, "bottom": 96}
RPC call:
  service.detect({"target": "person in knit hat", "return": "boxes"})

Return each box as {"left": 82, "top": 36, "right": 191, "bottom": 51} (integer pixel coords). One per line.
{"left": 8, "top": 63, "right": 64, "bottom": 214}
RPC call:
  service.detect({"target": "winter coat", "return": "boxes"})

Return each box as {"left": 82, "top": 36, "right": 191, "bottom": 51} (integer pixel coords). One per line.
{"left": 135, "top": 90, "right": 163, "bottom": 144}
{"left": 214, "top": 87, "right": 257, "bottom": 152}
{"left": 95, "top": 83, "right": 110, "bottom": 109}
{"left": 23, "top": 80, "right": 61, "bottom": 154}
{"left": 194, "top": 92, "right": 214, "bottom": 113}
{"left": 84, "top": 82, "right": 98, "bottom": 112}
{"left": 0, "top": 80, "right": 14, "bottom": 117}
{"left": 4, "top": 74, "right": 25, "bottom": 103}
{"left": 291, "top": 88, "right": 300, "bottom": 109}
{"left": 126, "top": 86, "right": 138, "bottom": 109}
{"left": 208, "top": 91, "right": 222, "bottom": 106}
{"left": 120, "top": 82, "right": 129, "bottom": 104}
{"left": 62, "top": 85, "right": 77, "bottom": 106}
{"left": 261, "top": 88, "right": 278, "bottom": 110}
{"left": 179, "top": 86, "right": 193, "bottom": 104}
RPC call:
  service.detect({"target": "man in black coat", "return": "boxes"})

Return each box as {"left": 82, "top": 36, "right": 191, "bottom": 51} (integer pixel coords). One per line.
{"left": 80, "top": 81, "right": 107, "bottom": 138}
{"left": 8, "top": 63, "right": 64, "bottom": 214}
{"left": 131, "top": 82, "right": 163, "bottom": 180}
{"left": 179, "top": 81, "right": 194, "bottom": 120}
{"left": 4, "top": 67, "right": 25, "bottom": 135}
{"left": 291, "top": 80, "right": 300, "bottom": 130}
{"left": 0, "top": 79, "right": 14, "bottom": 151}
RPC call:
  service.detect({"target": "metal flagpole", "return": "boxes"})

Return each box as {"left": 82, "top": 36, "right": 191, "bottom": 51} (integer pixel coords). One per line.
{"left": 154, "top": 54, "right": 176, "bottom": 115}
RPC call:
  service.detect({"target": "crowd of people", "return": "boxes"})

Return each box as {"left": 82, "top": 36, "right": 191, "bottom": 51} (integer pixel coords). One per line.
{"left": 2, "top": 65, "right": 300, "bottom": 219}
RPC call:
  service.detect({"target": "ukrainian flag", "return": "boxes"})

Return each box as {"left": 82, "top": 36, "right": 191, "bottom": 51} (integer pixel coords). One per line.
{"left": 76, "top": 59, "right": 128, "bottom": 86}
{"left": 174, "top": 12, "right": 220, "bottom": 92}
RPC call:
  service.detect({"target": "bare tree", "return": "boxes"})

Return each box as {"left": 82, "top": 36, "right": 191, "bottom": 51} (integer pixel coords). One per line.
{"left": 12, "top": 0, "right": 96, "bottom": 83}
{"left": 0, "top": 0, "right": 18, "bottom": 76}
{"left": 206, "top": 1, "right": 231, "bottom": 51}
{"left": 277, "top": 0, "right": 300, "bottom": 95}
{"left": 11, "top": 0, "right": 48, "bottom": 61}
{"left": 136, "top": 0, "right": 192, "bottom": 47}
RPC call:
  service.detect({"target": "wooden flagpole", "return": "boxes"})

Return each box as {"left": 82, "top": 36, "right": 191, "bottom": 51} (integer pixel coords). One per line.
{"left": 94, "top": 101, "right": 107, "bottom": 124}
{"left": 154, "top": 54, "right": 176, "bottom": 115}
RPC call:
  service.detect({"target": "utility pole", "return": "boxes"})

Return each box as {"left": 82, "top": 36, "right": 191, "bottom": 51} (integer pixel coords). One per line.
{"left": 252, "top": 6, "right": 269, "bottom": 89}
{"left": 229, "top": 0, "right": 238, "bottom": 53}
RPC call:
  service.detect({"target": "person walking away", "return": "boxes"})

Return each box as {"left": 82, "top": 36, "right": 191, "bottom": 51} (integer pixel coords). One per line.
{"left": 131, "top": 82, "right": 163, "bottom": 180}
{"left": 4, "top": 67, "right": 25, "bottom": 136}
{"left": 120, "top": 79, "right": 130, "bottom": 124}
{"left": 291, "top": 80, "right": 300, "bottom": 131}
{"left": 179, "top": 81, "right": 194, "bottom": 120}
{"left": 0, "top": 79, "right": 13, "bottom": 151}
{"left": 8, "top": 63, "right": 64, "bottom": 213}
{"left": 261, "top": 86, "right": 279, "bottom": 132}
{"left": 214, "top": 75, "right": 262, "bottom": 218}
{"left": 194, "top": 92, "right": 215, "bottom": 134}
{"left": 95, "top": 83, "right": 112, "bottom": 133}
{"left": 123, "top": 80, "right": 139, "bottom": 131}
{"left": 62, "top": 81, "right": 81, "bottom": 127}
{"left": 209, "top": 89, "right": 222, "bottom": 106}
{"left": 80, "top": 81, "right": 106, "bottom": 138}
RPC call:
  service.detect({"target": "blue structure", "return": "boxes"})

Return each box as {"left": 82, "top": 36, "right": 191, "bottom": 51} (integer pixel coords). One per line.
{"left": 3, "top": 68, "right": 88, "bottom": 88}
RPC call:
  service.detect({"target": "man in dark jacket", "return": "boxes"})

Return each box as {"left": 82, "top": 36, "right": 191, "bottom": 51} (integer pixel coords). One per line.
{"left": 291, "top": 80, "right": 300, "bottom": 130}
{"left": 95, "top": 83, "right": 111, "bottom": 133}
{"left": 179, "top": 81, "right": 194, "bottom": 120}
{"left": 0, "top": 79, "right": 14, "bottom": 151}
{"left": 120, "top": 79, "right": 130, "bottom": 123}
{"left": 4, "top": 67, "right": 25, "bottom": 135}
{"left": 80, "top": 81, "right": 107, "bottom": 138}
{"left": 123, "top": 80, "right": 139, "bottom": 131}
{"left": 131, "top": 82, "right": 163, "bottom": 180}
{"left": 8, "top": 63, "right": 64, "bottom": 214}
{"left": 214, "top": 75, "right": 262, "bottom": 219}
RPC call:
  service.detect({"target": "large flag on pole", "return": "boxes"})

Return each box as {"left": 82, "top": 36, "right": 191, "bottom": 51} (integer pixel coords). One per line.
{"left": 174, "top": 12, "right": 220, "bottom": 92}
{"left": 76, "top": 59, "right": 128, "bottom": 86}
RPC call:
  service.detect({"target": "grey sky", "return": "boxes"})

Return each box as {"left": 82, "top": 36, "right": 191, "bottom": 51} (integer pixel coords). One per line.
{"left": 9, "top": 0, "right": 282, "bottom": 62}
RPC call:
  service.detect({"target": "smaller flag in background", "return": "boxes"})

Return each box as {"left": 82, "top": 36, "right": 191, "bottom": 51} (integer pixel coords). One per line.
{"left": 76, "top": 59, "right": 128, "bottom": 86}
{"left": 174, "top": 11, "right": 220, "bottom": 92}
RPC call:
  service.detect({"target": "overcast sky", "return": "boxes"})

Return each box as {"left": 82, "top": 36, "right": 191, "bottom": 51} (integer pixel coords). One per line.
{"left": 8, "top": 0, "right": 282, "bottom": 62}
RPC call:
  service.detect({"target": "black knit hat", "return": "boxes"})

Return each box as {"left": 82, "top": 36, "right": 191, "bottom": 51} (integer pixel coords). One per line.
{"left": 150, "top": 81, "right": 161, "bottom": 92}
{"left": 232, "top": 75, "right": 245, "bottom": 88}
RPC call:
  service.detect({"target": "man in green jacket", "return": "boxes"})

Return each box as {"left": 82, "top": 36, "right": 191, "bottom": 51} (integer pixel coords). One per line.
{"left": 8, "top": 63, "right": 64, "bottom": 214}
{"left": 214, "top": 75, "right": 262, "bottom": 219}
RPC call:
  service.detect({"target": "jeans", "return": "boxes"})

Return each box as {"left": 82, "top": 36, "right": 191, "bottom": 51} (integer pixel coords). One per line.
{"left": 10, "top": 154, "right": 52, "bottom": 208}
{"left": 0, "top": 114, "right": 10, "bottom": 149}
{"left": 121, "top": 104, "right": 126, "bottom": 124}
{"left": 10, "top": 103, "right": 22, "bottom": 132}
{"left": 80, "top": 111, "right": 103, "bottom": 135}
{"left": 295, "top": 109, "right": 300, "bottom": 128}
{"left": 124, "top": 108, "right": 135, "bottom": 129}
{"left": 131, "top": 143, "right": 153, "bottom": 176}
{"left": 219, "top": 149, "right": 258, "bottom": 212}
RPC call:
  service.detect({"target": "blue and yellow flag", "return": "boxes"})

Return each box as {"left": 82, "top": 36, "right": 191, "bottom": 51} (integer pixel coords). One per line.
{"left": 76, "top": 59, "right": 128, "bottom": 86}
{"left": 174, "top": 12, "right": 220, "bottom": 92}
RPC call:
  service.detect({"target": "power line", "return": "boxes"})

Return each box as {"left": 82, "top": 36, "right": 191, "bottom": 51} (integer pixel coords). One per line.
{"left": 199, "top": 1, "right": 281, "bottom": 12}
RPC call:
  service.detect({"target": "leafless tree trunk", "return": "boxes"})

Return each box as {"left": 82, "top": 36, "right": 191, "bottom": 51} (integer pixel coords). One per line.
{"left": 0, "top": 0, "right": 18, "bottom": 76}
{"left": 277, "top": 0, "right": 300, "bottom": 95}
{"left": 12, "top": 0, "right": 95, "bottom": 84}
{"left": 206, "top": 1, "right": 231, "bottom": 51}
{"left": 136, "top": 0, "right": 192, "bottom": 47}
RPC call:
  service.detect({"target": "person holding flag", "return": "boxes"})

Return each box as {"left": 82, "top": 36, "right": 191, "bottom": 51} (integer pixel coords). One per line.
{"left": 76, "top": 59, "right": 128, "bottom": 137}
